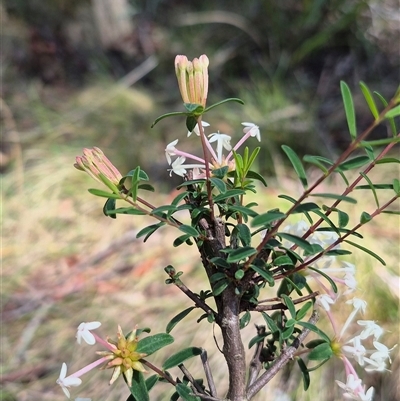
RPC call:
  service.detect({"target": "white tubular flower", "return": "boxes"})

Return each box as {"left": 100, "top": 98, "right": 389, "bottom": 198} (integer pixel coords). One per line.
{"left": 342, "top": 336, "right": 366, "bottom": 366}
{"left": 57, "top": 363, "right": 82, "bottom": 399}
{"left": 357, "top": 320, "right": 384, "bottom": 341}
{"left": 76, "top": 321, "right": 101, "bottom": 345}
{"left": 335, "top": 373, "right": 362, "bottom": 398}
{"left": 357, "top": 387, "right": 374, "bottom": 401}
{"left": 343, "top": 272, "right": 357, "bottom": 293}
{"left": 208, "top": 132, "right": 232, "bottom": 163}
{"left": 317, "top": 294, "right": 336, "bottom": 311}
{"left": 188, "top": 120, "right": 210, "bottom": 137}
{"left": 363, "top": 356, "right": 388, "bottom": 372}
{"left": 340, "top": 298, "right": 367, "bottom": 338}
{"left": 165, "top": 139, "right": 179, "bottom": 164}
{"left": 370, "top": 341, "right": 397, "bottom": 363}
{"left": 170, "top": 156, "right": 187, "bottom": 177}
{"left": 242, "top": 122, "right": 261, "bottom": 141}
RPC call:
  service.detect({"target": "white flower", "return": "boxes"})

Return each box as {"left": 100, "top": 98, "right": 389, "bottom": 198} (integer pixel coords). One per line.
{"left": 165, "top": 139, "right": 179, "bottom": 165}
{"left": 343, "top": 336, "right": 366, "bottom": 366}
{"left": 208, "top": 132, "right": 232, "bottom": 163}
{"left": 363, "top": 356, "right": 388, "bottom": 372}
{"left": 336, "top": 373, "right": 362, "bottom": 398}
{"left": 357, "top": 320, "right": 383, "bottom": 341}
{"left": 340, "top": 298, "right": 367, "bottom": 338}
{"left": 357, "top": 387, "right": 374, "bottom": 401}
{"left": 76, "top": 321, "right": 101, "bottom": 345}
{"left": 242, "top": 122, "right": 261, "bottom": 141}
{"left": 57, "top": 363, "right": 82, "bottom": 398}
{"left": 188, "top": 120, "right": 210, "bottom": 137}
{"left": 317, "top": 294, "right": 336, "bottom": 311}
{"left": 370, "top": 341, "right": 396, "bottom": 363}
{"left": 343, "top": 272, "right": 357, "bottom": 293}
{"left": 168, "top": 156, "right": 205, "bottom": 177}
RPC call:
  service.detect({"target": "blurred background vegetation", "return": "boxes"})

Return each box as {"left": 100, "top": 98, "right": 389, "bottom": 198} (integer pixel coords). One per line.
{"left": 1, "top": 1, "right": 399, "bottom": 400}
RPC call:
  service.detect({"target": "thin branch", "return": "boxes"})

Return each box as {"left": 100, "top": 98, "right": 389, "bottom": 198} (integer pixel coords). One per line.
{"left": 201, "top": 349, "right": 218, "bottom": 397}
{"left": 179, "top": 363, "right": 207, "bottom": 394}
{"left": 247, "top": 310, "right": 319, "bottom": 399}
{"left": 140, "top": 359, "right": 176, "bottom": 386}
{"left": 251, "top": 292, "right": 319, "bottom": 312}
{"left": 171, "top": 276, "right": 218, "bottom": 318}
{"left": 247, "top": 325, "right": 266, "bottom": 388}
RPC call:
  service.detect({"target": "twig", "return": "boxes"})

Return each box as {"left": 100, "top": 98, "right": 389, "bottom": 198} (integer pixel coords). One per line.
{"left": 170, "top": 276, "right": 218, "bottom": 318}
{"left": 246, "top": 325, "right": 266, "bottom": 388}
{"left": 201, "top": 349, "right": 217, "bottom": 397}
{"left": 179, "top": 363, "right": 206, "bottom": 394}
{"left": 251, "top": 292, "right": 319, "bottom": 312}
{"left": 140, "top": 359, "right": 176, "bottom": 386}
{"left": 246, "top": 310, "right": 319, "bottom": 399}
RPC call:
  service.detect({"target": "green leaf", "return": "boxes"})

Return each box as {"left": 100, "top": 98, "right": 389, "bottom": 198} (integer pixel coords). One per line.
{"left": 384, "top": 104, "right": 400, "bottom": 119}
{"left": 310, "top": 193, "right": 357, "bottom": 204}
{"left": 337, "top": 156, "right": 370, "bottom": 171}
{"left": 129, "top": 371, "right": 149, "bottom": 401}
{"left": 152, "top": 205, "right": 178, "bottom": 214}
{"left": 212, "top": 279, "right": 229, "bottom": 296}
{"left": 292, "top": 203, "right": 320, "bottom": 213}
{"left": 175, "top": 383, "right": 201, "bottom": 401}
{"left": 340, "top": 81, "right": 357, "bottom": 140}
{"left": 103, "top": 198, "right": 117, "bottom": 219}
{"left": 376, "top": 157, "right": 400, "bottom": 165}
{"left": 240, "top": 311, "right": 251, "bottom": 329}
{"left": 359, "top": 172, "right": 380, "bottom": 208}
{"left": 236, "top": 224, "right": 252, "bottom": 246}
{"left": 344, "top": 240, "right": 386, "bottom": 265}
{"left": 248, "top": 333, "right": 267, "bottom": 349}
{"left": 307, "top": 266, "right": 338, "bottom": 293}
{"left": 145, "top": 375, "right": 159, "bottom": 391}
{"left": 226, "top": 246, "right": 257, "bottom": 263}
{"left": 106, "top": 207, "right": 147, "bottom": 216}
{"left": 88, "top": 188, "right": 121, "bottom": 199}
{"left": 250, "top": 265, "right": 274, "bottom": 286}
{"left": 308, "top": 342, "right": 333, "bottom": 360}
{"left": 227, "top": 205, "right": 259, "bottom": 218}
{"left": 209, "top": 257, "right": 231, "bottom": 269}
{"left": 166, "top": 307, "right": 196, "bottom": 333}
{"left": 359, "top": 81, "right": 379, "bottom": 119}
{"left": 209, "top": 272, "right": 227, "bottom": 283}
{"left": 360, "top": 211, "right": 372, "bottom": 224}
{"left": 173, "top": 234, "right": 193, "bottom": 247}
{"left": 235, "top": 269, "right": 245, "bottom": 280}
{"left": 210, "top": 177, "right": 227, "bottom": 193}
{"left": 374, "top": 91, "right": 397, "bottom": 135}
{"left": 151, "top": 111, "right": 188, "bottom": 128}
{"left": 184, "top": 103, "right": 204, "bottom": 114}
{"left": 282, "top": 145, "right": 308, "bottom": 188}
{"left": 337, "top": 210, "right": 349, "bottom": 228}
{"left": 179, "top": 224, "right": 199, "bottom": 237}
{"left": 393, "top": 178, "right": 400, "bottom": 195}
{"left": 276, "top": 233, "right": 313, "bottom": 253}
{"left": 246, "top": 170, "right": 268, "bottom": 186}
{"left": 297, "top": 321, "right": 330, "bottom": 342}
{"left": 262, "top": 312, "right": 280, "bottom": 334}
{"left": 213, "top": 189, "right": 246, "bottom": 203}
{"left": 297, "top": 357, "right": 310, "bottom": 390}
{"left": 281, "top": 294, "right": 296, "bottom": 319}
{"left": 204, "top": 97, "right": 244, "bottom": 113}
{"left": 296, "top": 301, "right": 313, "bottom": 321}
{"left": 303, "top": 155, "right": 329, "bottom": 174}
{"left": 186, "top": 116, "right": 197, "bottom": 132}
{"left": 162, "top": 347, "right": 202, "bottom": 370}
{"left": 251, "top": 211, "right": 286, "bottom": 227}
{"left": 136, "top": 223, "right": 165, "bottom": 242}
{"left": 130, "top": 166, "right": 141, "bottom": 202}
{"left": 137, "top": 333, "right": 174, "bottom": 355}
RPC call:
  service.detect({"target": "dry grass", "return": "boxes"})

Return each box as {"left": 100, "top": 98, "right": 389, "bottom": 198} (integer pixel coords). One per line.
{"left": 2, "top": 136, "right": 399, "bottom": 401}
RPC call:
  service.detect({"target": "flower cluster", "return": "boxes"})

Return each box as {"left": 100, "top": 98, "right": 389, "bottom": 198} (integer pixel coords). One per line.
{"left": 165, "top": 121, "right": 260, "bottom": 177}
{"left": 282, "top": 221, "right": 396, "bottom": 401}
{"left": 56, "top": 322, "right": 146, "bottom": 399}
